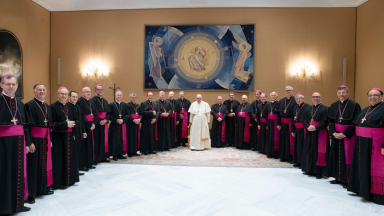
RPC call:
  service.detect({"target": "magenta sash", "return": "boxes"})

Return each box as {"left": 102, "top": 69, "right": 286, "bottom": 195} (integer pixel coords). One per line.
{"left": 149, "top": 110, "right": 158, "bottom": 141}
{"left": 131, "top": 114, "right": 141, "bottom": 148}
{"left": 335, "top": 123, "right": 355, "bottom": 180}
{"left": 217, "top": 113, "right": 226, "bottom": 142}
{"left": 0, "top": 125, "right": 29, "bottom": 200}
{"left": 97, "top": 112, "right": 108, "bottom": 153}
{"left": 238, "top": 112, "right": 251, "bottom": 142}
{"left": 268, "top": 114, "right": 280, "bottom": 151}
{"left": 31, "top": 126, "right": 53, "bottom": 187}
{"left": 311, "top": 121, "right": 328, "bottom": 167}
{"left": 84, "top": 114, "right": 95, "bottom": 160}
{"left": 260, "top": 118, "right": 267, "bottom": 123}
{"left": 294, "top": 122, "right": 307, "bottom": 138}
{"left": 356, "top": 126, "right": 384, "bottom": 195}
{"left": 281, "top": 117, "right": 295, "bottom": 155}
{"left": 122, "top": 123, "right": 127, "bottom": 154}
{"left": 170, "top": 112, "right": 177, "bottom": 142}
{"left": 180, "top": 108, "right": 188, "bottom": 138}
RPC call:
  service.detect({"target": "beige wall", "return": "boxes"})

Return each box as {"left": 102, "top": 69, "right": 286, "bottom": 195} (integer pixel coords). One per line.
{"left": 50, "top": 8, "right": 356, "bottom": 106}
{"left": 0, "top": 0, "right": 50, "bottom": 103}
{"left": 355, "top": 0, "right": 384, "bottom": 107}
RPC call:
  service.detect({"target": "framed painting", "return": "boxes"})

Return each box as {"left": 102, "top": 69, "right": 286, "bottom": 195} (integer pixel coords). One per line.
{"left": 0, "top": 30, "right": 23, "bottom": 98}
{"left": 144, "top": 24, "right": 255, "bottom": 91}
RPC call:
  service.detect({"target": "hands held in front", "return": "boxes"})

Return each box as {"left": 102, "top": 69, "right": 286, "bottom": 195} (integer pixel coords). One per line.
{"left": 67, "top": 121, "right": 76, "bottom": 128}
{"left": 161, "top": 112, "right": 169, "bottom": 117}
{"left": 176, "top": 121, "right": 180, "bottom": 125}
{"left": 90, "top": 123, "right": 95, "bottom": 130}
{"left": 117, "top": 119, "right": 124, "bottom": 124}
{"left": 99, "top": 119, "right": 107, "bottom": 125}
{"left": 307, "top": 125, "right": 316, "bottom": 131}
{"left": 333, "top": 132, "right": 345, "bottom": 140}
{"left": 217, "top": 118, "right": 222, "bottom": 122}
{"left": 133, "top": 119, "right": 141, "bottom": 125}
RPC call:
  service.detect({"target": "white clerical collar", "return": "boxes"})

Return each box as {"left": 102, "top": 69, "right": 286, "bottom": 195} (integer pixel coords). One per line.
{"left": 58, "top": 100, "right": 66, "bottom": 105}
{"left": 340, "top": 98, "right": 348, "bottom": 103}
{"left": 34, "top": 97, "right": 45, "bottom": 103}
{"left": 271, "top": 100, "right": 277, "bottom": 103}
{"left": 70, "top": 102, "right": 76, "bottom": 105}
{"left": 116, "top": 101, "right": 121, "bottom": 104}
{"left": 314, "top": 103, "right": 321, "bottom": 107}
{"left": 2, "top": 92, "right": 15, "bottom": 99}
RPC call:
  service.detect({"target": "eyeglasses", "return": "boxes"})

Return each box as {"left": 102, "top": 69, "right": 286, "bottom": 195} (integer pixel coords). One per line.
{"left": 368, "top": 94, "right": 380, "bottom": 98}
{"left": 59, "top": 93, "right": 68, "bottom": 96}
{"left": 312, "top": 96, "right": 320, "bottom": 99}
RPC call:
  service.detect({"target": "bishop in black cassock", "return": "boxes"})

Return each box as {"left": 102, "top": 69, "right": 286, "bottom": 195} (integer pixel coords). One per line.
{"left": 347, "top": 88, "right": 384, "bottom": 205}
{"left": 327, "top": 86, "right": 361, "bottom": 187}
{"left": 277, "top": 87, "right": 297, "bottom": 162}
{"left": 108, "top": 91, "right": 129, "bottom": 161}
{"left": 51, "top": 87, "right": 80, "bottom": 189}
{"left": 250, "top": 90, "right": 261, "bottom": 151}
{"left": 257, "top": 93, "right": 268, "bottom": 154}
{"left": 166, "top": 91, "right": 179, "bottom": 148}
{"left": 234, "top": 95, "right": 253, "bottom": 149}
{"left": 175, "top": 92, "right": 191, "bottom": 147}
{"left": 25, "top": 84, "right": 54, "bottom": 205}
{"left": 224, "top": 93, "right": 240, "bottom": 146}
{"left": 127, "top": 93, "right": 141, "bottom": 157}
{"left": 265, "top": 92, "right": 280, "bottom": 158}
{"left": 0, "top": 74, "right": 31, "bottom": 214}
{"left": 77, "top": 87, "right": 97, "bottom": 171}
{"left": 211, "top": 96, "right": 228, "bottom": 148}
{"left": 140, "top": 92, "right": 159, "bottom": 155}
{"left": 300, "top": 92, "right": 329, "bottom": 179}
{"left": 155, "top": 91, "right": 172, "bottom": 151}
{"left": 90, "top": 84, "right": 111, "bottom": 163}
{"left": 291, "top": 94, "right": 310, "bottom": 168}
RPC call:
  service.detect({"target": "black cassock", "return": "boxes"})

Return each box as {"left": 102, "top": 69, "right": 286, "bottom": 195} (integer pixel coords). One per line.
{"left": 250, "top": 100, "right": 261, "bottom": 150}
{"left": 68, "top": 102, "right": 85, "bottom": 166}
{"left": 224, "top": 99, "right": 240, "bottom": 145}
{"left": 90, "top": 96, "right": 111, "bottom": 162}
{"left": 291, "top": 103, "right": 311, "bottom": 165}
{"left": 76, "top": 97, "right": 97, "bottom": 169}
{"left": 234, "top": 103, "right": 253, "bottom": 149}
{"left": 210, "top": 103, "right": 228, "bottom": 147}
{"left": 265, "top": 101, "right": 281, "bottom": 157}
{"left": 127, "top": 102, "right": 141, "bottom": 156}
{"left": 25, "top": 98, "right": 53, "bottom": 198}
{"left": 155, "top": 99, "right": 172, "bottom": 151}
{"left": 166, "top": 99, "right": 179, "bottom": 148}
{"left": 140, "top": 100, "right": 159, "bottom": 153}
{"left": 327, "top": 99, "right": 361, "bottom": 183}
{"left": 51, "top": 101, "right": 80, "bottom": 189}
{"left": 277, "top": 96, "right": 297, "bottom": 161}
{"left": 300, "top": 104, "right": 329, "bottom": 176}
{"left": 257, "top": 102, "right": 268, "bottom": 153}
{"left": 347, "top": 102, "right": 384, "bottom": 205}
{"left": 175, "top": 98, "right": 191, "bottom": 146}
{"left": 108, "top": 102, "right": 129, "bottom": 157}
{"left": 0, "top": 94, "right": 31, "bottom": 214}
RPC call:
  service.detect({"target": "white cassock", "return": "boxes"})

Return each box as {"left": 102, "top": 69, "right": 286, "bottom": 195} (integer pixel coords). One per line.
{"left": 188, "top": 101, "right": 211, "bottom": 150}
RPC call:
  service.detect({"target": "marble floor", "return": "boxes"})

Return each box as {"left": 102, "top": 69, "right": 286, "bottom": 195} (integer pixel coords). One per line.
{"left": 17, "top": 164, "right": 384, "bottom": 216}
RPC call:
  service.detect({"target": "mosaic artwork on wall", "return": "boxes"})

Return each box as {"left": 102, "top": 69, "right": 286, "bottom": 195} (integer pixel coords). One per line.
{"left": 0, "top": 30, "right": 23, "bottom": 98}
{"left": 144, "top": 24, "right": 255, "bottom": 91}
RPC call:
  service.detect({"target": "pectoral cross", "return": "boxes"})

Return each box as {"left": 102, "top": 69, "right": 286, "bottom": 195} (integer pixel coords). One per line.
{"left": 261, "top": 114, "right": 263, "bottom": 118}
{"left": 90, "top": 113, "right": 93, "bottom": 116}
{"left": 361, "top": 117, "right": 366, "bottom": 123}
{"left": 119, "top": 114, "right": 122, "bottom": 118}
{"left": 66, "top": 117, "right": 69, "bottom": 122}
{"left": 294, "top": 116, "right": 296, "bottom": 120}
{"left": 339, "top": 117, "right": 343, "bottom": 123}
{"left": 44, "top": 118, "right": 48, "bottom": 126}
{"left": 136, "top": 112, "right": 138, "bottom": 115}
{"left": 11, "top": 117, "right": 18, "bottom": 125}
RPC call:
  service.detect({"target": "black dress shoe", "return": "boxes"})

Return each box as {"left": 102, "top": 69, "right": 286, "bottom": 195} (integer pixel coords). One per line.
{"left": 80, "top": 167, "right": 89, "bottom": 172}
{"left": 293, "top": 163, "right": 300, "bottom": 167}
{"left": 117, "top": 155, "right": 126, "bottom": 159}
{"left": 148, "top": 151, "right": 156, "bottom": 154}
{"left": 58, "top": 185, "right": 67, "bottom": 190}
{"left": 342, "top": 183, "right": 348, "bottom": 189}
{"left": 128, "top": 154, "right": 133, "bottom": 157}
{"left": 101, "top": 159, "right": 110, "bottom": 162}
{"left": 89, "top": 166, "right": 96, "bottom": 169}
{"left": 134, "top": 154, "right": 141, "bottom": 156}
{"left": 26, "top": 197, "right": 35, "bottom": 204}
{"left": 79, "top": 172, "right": 85, "bottom": 176}
{"left": 144, "top": 152, "right": 148, "bottom": 155}
{"left": 40, "top": 190, "right": 54, "bottom": 195}
{"left": 330, "top": 180, "right": 340, "bottom": 184}
{"left": 274, "top": 155, "right": 279, "bottom": 159}
{"left": 21, "top": 206, "right": 31, "bottom": 212}
{"left": 316, "top": 175, "right": 322, "bottom": 179}
{"left": 113, "top": 156, "right": 118, "bottom": 161}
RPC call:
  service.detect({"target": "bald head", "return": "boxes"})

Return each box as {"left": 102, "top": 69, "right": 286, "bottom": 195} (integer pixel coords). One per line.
{"left": 311, "top": 92, "right": 321, "bottom": 105}
{"left": 217, "top": 96, "right": 223, "bottom": 104}
{"left": 196, "top": 94, "right": 202, "bottom": 103}
{"left": 82, "top": 87, "right": 91, "bottom": 99}
{"left": 241, "top": 94, "right": 248, "bottom": 104}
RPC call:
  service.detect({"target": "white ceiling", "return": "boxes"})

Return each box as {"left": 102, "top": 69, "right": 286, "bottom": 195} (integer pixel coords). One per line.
{"left": 32, "top": 0, "right": 369, "bottom": 11}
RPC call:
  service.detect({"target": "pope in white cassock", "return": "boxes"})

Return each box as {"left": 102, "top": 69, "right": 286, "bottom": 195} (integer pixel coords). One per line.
{"left": 188, "top": 94, "right": 211, "bottom": 151}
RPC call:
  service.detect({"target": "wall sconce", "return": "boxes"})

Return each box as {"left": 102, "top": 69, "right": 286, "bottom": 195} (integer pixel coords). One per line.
{"left": 88, "top": 62, "right": 103, "bottom": 77}
{"left": 297, "top": 62, "right": 314, "bottom": 78}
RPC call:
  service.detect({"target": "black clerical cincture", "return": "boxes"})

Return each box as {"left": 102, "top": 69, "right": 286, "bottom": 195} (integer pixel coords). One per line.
{"left": 34, "top": 99, "right": 48, "bottom": 126}
{"left": 2, "top": 94, "right": 18, "bottom": 125}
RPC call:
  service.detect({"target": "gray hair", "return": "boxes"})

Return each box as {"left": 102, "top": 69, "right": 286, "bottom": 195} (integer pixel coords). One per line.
{"left": 285, "top": 86, "right": 293, "bottom": 91}
{"left": 82, "top": 87, "right": 91, "bottom": 92}
{"left": 179, "top": 91, "right": 185, "bottom": 95}
{"left": 1, "top": 75, "right": 18, "bottom": 85}
{"left": 337, "top": 86, "right": 349, "bottom": 93}
{"left": 159, "top": 91, "right": 165, "bottom": 95}
{"left": 130, "top": 93, "right": 137, "bottom": 97}
{"left": 270, "top": 91, "right": 278, "bottom": 96}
